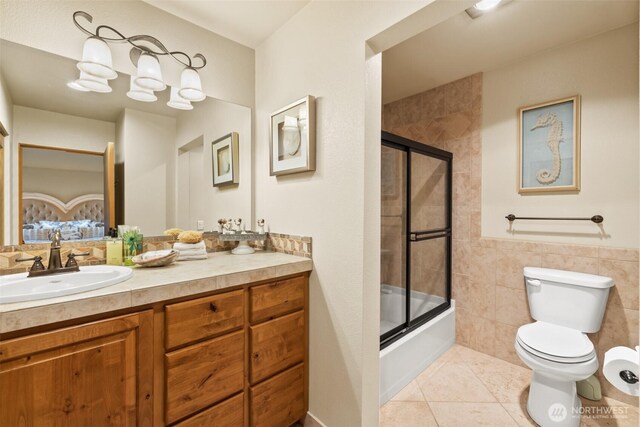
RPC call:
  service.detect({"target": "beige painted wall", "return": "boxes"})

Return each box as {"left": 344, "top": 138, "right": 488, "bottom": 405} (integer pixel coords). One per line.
{"left": 175, "top": 98, "right": 252, "bottom": 230}
{"left": 0, "top": 72, "right": 13, "bottom": 245}
{"left": 253, "top": 1, "right": 474, "bottom": 424}
{"left": 10, "top": 106, "right": 114, "bottom": 243}
{"left": 0, "top": 0, "right": 254, "bottom": 107}
{"left": 22, "top": 167, "right": 102, "bottom": 202}
{"left": 482, "top": 24, "right": 639, "bottom": 248}
{"left": 118, "top": 108, "right": 176, "bottom": 237}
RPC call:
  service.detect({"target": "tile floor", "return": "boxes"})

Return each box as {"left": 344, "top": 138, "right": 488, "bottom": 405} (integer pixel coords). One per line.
{"left": 380, "top": 344, "right": 639, "bottom": 427}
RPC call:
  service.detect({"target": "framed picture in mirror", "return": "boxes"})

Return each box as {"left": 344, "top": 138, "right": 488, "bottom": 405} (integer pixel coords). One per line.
{"left": 212, "top": 132, "right": 239, "bottom": 187}
{"left": 270, "top": 95, "right": 316, "bottom": 176}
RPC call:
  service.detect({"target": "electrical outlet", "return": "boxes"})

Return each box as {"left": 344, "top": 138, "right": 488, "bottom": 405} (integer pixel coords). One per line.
{"left": 197, "top": 220, "right": 204, "bottom": 231}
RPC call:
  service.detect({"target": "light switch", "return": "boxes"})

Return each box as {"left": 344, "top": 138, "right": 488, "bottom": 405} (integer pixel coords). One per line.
{"left": 197, "top": 220, "right": 204, "bottom": 231}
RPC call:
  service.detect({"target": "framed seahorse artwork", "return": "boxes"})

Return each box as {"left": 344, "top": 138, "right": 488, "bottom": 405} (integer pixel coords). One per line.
{"left": 518, "top": 95, "right": 581, "bottom": 193}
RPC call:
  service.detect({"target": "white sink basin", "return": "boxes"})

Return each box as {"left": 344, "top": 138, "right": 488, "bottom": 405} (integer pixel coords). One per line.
{"left": 0, "top": 265, "right": 133, "bottom": 304}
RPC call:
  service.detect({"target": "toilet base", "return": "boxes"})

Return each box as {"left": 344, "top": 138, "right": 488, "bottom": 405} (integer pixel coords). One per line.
{"left": 527, "top": 371, "right": 581, "bottom": 427}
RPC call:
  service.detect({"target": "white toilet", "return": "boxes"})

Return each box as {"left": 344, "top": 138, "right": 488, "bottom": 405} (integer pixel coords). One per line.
{"left": 515, "top": 267, "right": 614, "bottom": 427}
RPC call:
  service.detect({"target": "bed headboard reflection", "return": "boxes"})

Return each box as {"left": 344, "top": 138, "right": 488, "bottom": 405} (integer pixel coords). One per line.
{"left": 22, "top": 193, "right": 104, "bottom": 224}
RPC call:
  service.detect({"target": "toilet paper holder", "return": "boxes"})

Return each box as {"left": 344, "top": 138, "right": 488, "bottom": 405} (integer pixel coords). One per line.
{"left": 620, "top": 370, "right": 639, "bottom": 384}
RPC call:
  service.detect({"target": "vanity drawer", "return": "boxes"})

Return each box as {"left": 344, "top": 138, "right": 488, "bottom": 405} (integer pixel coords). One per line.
{"left": 250, "top": 275, "right": 305, "bottom": 323}
{"left": 165, "top": 289, "right": 244, "bottom": 349}
{"left": 250, "top": 310, "right": 304, "bottom": 384}
{"left": 250, "top": 363, "right": 305, "bottom": 427}
{"left": 165, "top": 331, "right": 244, "bottom": 424}
{"left": 175, "top": 392, "right": 244, "bottom": 427}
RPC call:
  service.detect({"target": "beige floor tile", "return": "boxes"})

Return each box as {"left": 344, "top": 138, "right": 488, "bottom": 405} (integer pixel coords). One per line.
{"left": 391, "top": 380, "right": 425, "bottom": 402}
{"left": 417, "top": 362, "right": 497, "bottom": 402}
{"left": 447, "top": 343, "right": 498, "bottom": 364}
{"left": 379, "top": 401, "right": 439, "bottom": 427}
{"left": 501, "top": 402, "right": 537, "bottom": 427}
{"left": 467, "top": 357, "right": 532, "bottom": 403}
{"left": 429, "top": 402, "right": 519, "bottom": 427}
{"left": 579, "top": 396, "right": 639, "bottom": 427}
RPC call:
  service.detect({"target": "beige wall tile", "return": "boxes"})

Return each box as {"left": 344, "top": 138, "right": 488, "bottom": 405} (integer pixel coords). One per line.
{"left": 452, "top": 273, "right": 470, "bottom": 311}
{"left": 452, "top": 240, "right": 471, "bottom": 275}
{"left": 403, "top": 93, "right": 423, "bottom": 125}
{"left": 541, "top": 254, "right": 599, "bottom": 275}
{"left": 470, "top": 246, "right": 497, "bottom": 284}
{"left": 539, "top": 243, "right": 599, "bottom": 258}
{"left": 453, "top": 172, "right": 470, "bottom": 208}
{"left": 469, "top": 279, "right": 495, "bottom": 320}
{"left": 598, "top": 258, "right": 639, "bottom": 310}
{"left": 421, "top": 86, "right": 445, "bottom": 120}
{"left": 453, "top": 214, "right": 470, "bottom": 241}
{"left": 444, "top": 77, "right": 472, "bottom": 115}
{"left": 494, "top": 322, "right": 527, "bottom": 368}
{"left": 598, "top": 247, "right": 639, "bottom": 262}
{"left": 495, "top": 286, "right": 532, "bottom": 327}
{"left": 495, "top": 240, "right": 540, "bottom": 253}
{"left": 496, "top": 250, "right": 541, "bottom": 289}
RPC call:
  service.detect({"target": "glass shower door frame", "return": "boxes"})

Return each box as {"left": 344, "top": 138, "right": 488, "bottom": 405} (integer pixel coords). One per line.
{"left": 381, "top": 131, "right": 452, "bottom": 349}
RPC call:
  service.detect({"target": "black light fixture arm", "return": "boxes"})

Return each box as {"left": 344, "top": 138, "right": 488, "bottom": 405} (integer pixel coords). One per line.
{"left": 73, "top": 11, "right": 206, "bottom": 70}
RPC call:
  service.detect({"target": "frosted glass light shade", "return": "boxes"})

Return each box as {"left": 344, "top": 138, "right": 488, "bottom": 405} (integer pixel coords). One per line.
{"left": 127, "top": 75, "right": 157, "bottom": 102}
{"left": 474, "top": 0, "right": 502, "bottom": 10}
{"left": 167, "top": 86, "right": 193, "bottom": 110}
{"left": 67, "top": 80, "right": 91, "bottom": 92}
{"left": 135, "top": 53, "right": 166, "bottom": 91}
{"left": 178, "top": 68, "right": 205, "bottom": 102}
{"left": 77, "top": 37, "right": 117, "bottom": 80}
{"left": 76, "top": 71, "right": 112, "bottom": 93}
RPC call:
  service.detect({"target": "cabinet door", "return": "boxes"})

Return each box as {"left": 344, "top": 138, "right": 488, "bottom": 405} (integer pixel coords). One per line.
{"left": 0, "top": 311, "right": 154, "bottom": 427}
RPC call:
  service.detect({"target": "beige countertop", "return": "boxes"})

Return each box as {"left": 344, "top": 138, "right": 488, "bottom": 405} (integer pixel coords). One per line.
{"left": 0, "top": 251, "right": 312, "bottom": 334}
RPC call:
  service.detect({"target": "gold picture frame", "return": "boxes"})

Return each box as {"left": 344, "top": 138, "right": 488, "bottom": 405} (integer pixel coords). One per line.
{"left": 270, "top": 95, "right": 316, "bottom": 176}
{"left": 212, "top": 132, "right": 239, "bottom": 187}
{"left": 518, "top": 95, "right": 581, "bottom": 193}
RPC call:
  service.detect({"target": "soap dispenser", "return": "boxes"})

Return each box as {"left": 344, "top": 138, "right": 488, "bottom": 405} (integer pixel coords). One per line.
{"left": 105, "top": 228, "right": 123, "bottom": 266}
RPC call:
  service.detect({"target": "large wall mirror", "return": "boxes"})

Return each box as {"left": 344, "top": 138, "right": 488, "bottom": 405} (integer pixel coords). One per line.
{"left": 0, "top": 39, "right": 252, "bottom": 245}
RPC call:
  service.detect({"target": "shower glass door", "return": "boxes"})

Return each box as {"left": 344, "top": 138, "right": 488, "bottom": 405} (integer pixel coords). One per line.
{"left": 380, "top": 132, "right": 452, "bottom": 348}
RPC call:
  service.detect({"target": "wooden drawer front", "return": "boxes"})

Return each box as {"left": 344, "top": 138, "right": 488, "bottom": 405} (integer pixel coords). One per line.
{"left": 250, "top": 310, "right": 304, "bottom": 384}
{"left": 250, "top": 364, "right": 305, "bottom": 427}
{"left": 175, "top": 392, "right": 244, "bottom": 427}
{"left": 165, "top": 289, "right": 244, "bottom": 349}
{"left": 166, "top": 331, "right": 244, "bottom": 424}
{"left": 250, "top": 275, "right": 305, "bottom": 323}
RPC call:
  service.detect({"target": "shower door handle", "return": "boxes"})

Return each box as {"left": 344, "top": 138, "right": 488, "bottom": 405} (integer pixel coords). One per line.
{"left": 410, "top": 230, "right": 450, "bottom": 241}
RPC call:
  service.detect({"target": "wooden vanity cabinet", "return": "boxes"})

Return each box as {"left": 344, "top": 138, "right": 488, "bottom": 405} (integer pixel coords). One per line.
{"left": 0, "top": 311, "right": 154, "bottom": 427}
{"left": 0, "top": 272, "right": 309, "bottom": 427}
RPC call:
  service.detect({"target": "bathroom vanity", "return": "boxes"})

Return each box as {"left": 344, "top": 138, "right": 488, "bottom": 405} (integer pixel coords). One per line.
{"left": 0, "top": 252, "right": 312, "bottom": 426}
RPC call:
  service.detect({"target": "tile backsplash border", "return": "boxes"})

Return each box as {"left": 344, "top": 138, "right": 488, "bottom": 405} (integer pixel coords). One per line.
{"left": 0, "top": 231, "right": 312, "bottom": 275}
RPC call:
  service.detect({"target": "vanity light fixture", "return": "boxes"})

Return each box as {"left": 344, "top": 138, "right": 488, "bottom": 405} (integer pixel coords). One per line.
{"left": 167, "top": 87, "right": 193, "bottom": 110}
{"left": 127, "top": 76, "right": 157, "bottom": 103}
{"left": 70, "top": 11, "right": 207, "bottom": 108}
{"left": 466, "top": 0, "right": 511, "bottom": 19}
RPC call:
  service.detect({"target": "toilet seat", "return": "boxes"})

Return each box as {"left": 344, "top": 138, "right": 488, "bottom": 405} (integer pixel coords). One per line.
{"left": 516, "top": 321, "right": 595, "bottom": 364}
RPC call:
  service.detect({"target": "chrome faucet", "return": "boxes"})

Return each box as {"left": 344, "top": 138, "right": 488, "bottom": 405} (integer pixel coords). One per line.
{"left": 17, "top": 229, "right": 90, "bottom": 277}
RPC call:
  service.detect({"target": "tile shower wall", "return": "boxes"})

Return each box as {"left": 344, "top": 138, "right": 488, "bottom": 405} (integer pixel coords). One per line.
{"left": 0, "top": 232, "right": 312, "bottom": 275}
{"left": 383, "top": 74, "right": 639, "bottom": 406}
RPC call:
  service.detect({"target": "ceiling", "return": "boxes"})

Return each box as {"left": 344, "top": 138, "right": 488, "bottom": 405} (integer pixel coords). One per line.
{"left": 0, "top": 40, "right": 201, "bottom": 122}
{"left": 142, "top": 0, "right": 310, "bottom": 48}
{"left": 382, "top": 0, "right": 639, "bottom": 104}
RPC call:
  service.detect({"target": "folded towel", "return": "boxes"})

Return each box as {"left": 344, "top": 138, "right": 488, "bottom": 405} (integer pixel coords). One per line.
{"left": 174, "top": 241, "right": 206, "bottom": 251}
{"left": 175, "top": 248, "right": 207, "bottom": 256}
{"left": 177, "top": 253, "right": 208, "bottom": 261}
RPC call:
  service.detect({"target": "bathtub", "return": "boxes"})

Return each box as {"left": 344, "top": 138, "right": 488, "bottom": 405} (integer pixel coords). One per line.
{"left": 379, "top": 284, "right": 455, "bottom": 405}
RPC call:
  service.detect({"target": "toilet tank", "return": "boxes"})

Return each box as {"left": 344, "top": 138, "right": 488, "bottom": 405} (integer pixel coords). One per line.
{"left": 523, "top": 267, "right": 614, "bottom": 333}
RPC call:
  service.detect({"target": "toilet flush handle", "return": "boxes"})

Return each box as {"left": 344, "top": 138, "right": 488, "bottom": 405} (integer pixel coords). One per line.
{"left": 526, "top": 279, "right": 541, "bottom": 287}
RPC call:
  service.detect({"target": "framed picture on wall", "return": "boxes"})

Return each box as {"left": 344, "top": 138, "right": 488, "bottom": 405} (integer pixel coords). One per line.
{"left": 270, "top": 95, "right": 316, "bottom": 176}
{"left": 518, "top": 95, "right": 581, "bottom": 193}
{"left": 212, "top": 132, "right": 239, "bottom": 187}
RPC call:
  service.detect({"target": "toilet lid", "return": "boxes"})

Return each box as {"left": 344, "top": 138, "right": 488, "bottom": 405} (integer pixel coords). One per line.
{"left": 517, "top": 322, "right": 595, "bottom": 362}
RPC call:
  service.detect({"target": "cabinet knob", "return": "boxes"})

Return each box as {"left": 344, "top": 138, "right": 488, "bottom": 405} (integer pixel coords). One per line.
{"left": 209, "top": 303, "right": 218, "bottom": 312}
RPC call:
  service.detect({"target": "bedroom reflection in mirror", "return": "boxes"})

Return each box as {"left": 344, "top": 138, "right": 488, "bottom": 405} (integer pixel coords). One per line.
{"left": 18, "top": 144, "right": 115, "bottom": 244}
